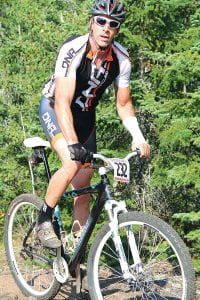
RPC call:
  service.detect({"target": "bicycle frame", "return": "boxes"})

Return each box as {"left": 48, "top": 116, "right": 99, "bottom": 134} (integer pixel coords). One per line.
{"left": 30, "top": 145, "right": 143, "bottom": 280}
{"left": 31, "top": 147, "right": 115, "bottom": 275}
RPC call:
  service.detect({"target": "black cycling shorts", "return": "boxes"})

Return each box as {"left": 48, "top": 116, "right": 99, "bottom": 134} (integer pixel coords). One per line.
{"left": 39, "top": 96, "right": 97, "bottom": 152}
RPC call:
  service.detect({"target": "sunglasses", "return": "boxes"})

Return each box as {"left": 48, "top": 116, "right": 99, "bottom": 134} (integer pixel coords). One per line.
{"left": 93, "top": 16, "right": 120, "bottom": 29}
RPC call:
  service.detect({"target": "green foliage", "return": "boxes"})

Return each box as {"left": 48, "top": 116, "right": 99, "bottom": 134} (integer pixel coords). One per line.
{"left": 172, "top": 212, "right": 200, "bottom": 273}
{"left": 173, "top": 211, "right": 200, "bottom": 224}
{"left": 121, "top": 0, "right": 196, "bottom": 54}
{"left": 96, "top": 90, "right": 129, "bottom": 150}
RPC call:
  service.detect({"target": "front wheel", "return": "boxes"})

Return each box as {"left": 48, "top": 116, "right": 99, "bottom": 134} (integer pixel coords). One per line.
{"left": 87, "top": 211, "right": 195, "bottom": 300}
{"left": 4, "top": 194, "right": 61, "bottom": 300}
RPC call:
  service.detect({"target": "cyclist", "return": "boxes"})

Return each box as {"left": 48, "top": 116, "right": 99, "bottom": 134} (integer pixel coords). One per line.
{"left": 37, "top": 0, "right": 150, "bottom": 248}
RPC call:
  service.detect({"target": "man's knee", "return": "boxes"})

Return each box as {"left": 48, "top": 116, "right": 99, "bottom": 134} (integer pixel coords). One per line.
{"left": 71, "top": 169, "right": 93, "bottom": 188}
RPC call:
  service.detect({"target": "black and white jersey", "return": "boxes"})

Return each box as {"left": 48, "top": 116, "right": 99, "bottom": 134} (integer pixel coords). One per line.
{"left": 42, "top": 33, "right": 131, "bottom": 113}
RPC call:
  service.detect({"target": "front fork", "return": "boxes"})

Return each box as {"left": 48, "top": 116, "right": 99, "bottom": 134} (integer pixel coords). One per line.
{"left": 105, "top": 199, "right": 143, "bottom": 281}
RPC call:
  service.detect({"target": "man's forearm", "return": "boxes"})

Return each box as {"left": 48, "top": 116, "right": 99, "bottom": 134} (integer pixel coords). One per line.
{"left": 116, "top": 98, "right": 146, "bottom": 146}
{"left": 123, "top": 116, "right": 146, "bottom": 146}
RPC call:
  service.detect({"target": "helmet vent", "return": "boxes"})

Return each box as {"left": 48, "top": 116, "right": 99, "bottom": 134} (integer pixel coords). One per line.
{"left": 91, "top": 0, "right": 126, "bottom": 23}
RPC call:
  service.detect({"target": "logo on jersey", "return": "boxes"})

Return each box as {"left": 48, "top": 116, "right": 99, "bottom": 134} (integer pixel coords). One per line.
{"left": 62, "top": 48, "right": 76, "bottom": 69}
{"left": 75, "top": 62, "right": 109, "bottom": 111}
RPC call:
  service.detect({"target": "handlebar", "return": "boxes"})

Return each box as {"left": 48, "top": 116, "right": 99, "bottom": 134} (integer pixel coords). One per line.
{"left": 89, "top": 149, "right": 142, "bottom": 181}
{"left": 91, "top": 149, "right": 141, "bottom": 170}
{"left": 24, "top": 137, "right": 142, "bottom": 182}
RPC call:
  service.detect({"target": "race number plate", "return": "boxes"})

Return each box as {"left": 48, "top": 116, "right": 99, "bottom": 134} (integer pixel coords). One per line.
{"left": 112, "top": 159, "right": 130, "bottom": 183}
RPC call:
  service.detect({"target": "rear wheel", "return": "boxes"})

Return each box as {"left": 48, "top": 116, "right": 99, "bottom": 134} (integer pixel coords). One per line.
{"left": 87, "top": 211, "right": 195, "bottom": 300}
{"left": 4, "top": 194, "right": 61, "bottom": 300}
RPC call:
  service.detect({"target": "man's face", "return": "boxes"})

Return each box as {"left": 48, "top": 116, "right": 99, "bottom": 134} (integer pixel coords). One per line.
{"left": 91, "top": 15, "right": 120, "bottom": 48}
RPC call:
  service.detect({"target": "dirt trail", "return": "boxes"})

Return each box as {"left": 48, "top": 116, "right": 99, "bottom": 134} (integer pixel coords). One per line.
{"left": 0, "top": 271, "right": 89, "bottom": 299}
{"left": 0, "top": 269, "right": 89, "bottom": 300}
{"left": 0, "top": 271, "right": 90, "bottom": 299}
{"left": 0, "top": 248, "right": 89, "bottom": 300}
{"left": 1, "top": 248, "right": 199, "bottom": 299}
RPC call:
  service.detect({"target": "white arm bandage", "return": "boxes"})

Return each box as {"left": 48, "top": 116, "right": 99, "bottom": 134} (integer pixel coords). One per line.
{"left": 123, "top": 116, "right": 146, "bottom": 146}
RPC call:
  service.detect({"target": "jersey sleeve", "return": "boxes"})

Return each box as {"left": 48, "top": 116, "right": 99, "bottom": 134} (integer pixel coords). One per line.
{"left": 54, "top": 43, "right": 77, "bottom": 79}
{"left": 114, "top": 57, "right": 131, "bottom": 88}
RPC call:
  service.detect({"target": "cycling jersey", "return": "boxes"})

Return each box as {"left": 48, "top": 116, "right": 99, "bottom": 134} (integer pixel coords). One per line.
{"left": 40, "top": 33, "right": 131, "bottom": 148}
{"left": 43, "top": 33, "right": 131, "bottom": 111}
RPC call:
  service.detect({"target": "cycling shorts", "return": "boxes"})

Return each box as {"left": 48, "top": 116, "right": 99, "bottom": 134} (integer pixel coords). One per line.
{"left": 39, "top": 96, "right": 97, "bottom": 152}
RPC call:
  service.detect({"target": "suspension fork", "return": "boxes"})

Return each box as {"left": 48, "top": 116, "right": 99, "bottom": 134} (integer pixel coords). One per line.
{"left": 104, "top": 180, "right": 143, "bottom": 279}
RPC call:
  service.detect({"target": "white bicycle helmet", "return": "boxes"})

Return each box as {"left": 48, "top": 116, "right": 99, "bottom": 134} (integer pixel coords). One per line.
{"left": 91, "top": 0, "right": 126, "bottom": 24}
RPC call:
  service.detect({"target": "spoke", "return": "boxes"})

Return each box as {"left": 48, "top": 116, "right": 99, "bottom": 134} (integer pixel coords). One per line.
{"left": 99, "top": 274, "right": 125, "bottom": 283}
{"left": 104, "top": 242, "right": 118, "bottom": 259}
{"left": 101, "top": 277, "right": 131, "bottom": 299}
{"left": 138, "top": 227, "right": 165, "bottom": 268}
{"left": 148, "top": 245, "right": 171, "bottom": 264}
{"left": 14, "top": 207, "right": 36, "bottom": 246}
{"left": 99, "top": 262, "right": 123, "bottom": 278}
{"left": 152, "top": 292, "right": 172, "bottom": 300}
{"left": 125, "top": 226, "right": 132, "bottom": 263}
{"left": 138, "top": 225, "right": 149, "bottom": 255}
{"left": 14, "top": 212, "right": 27, "bottom": 236}
{"left": 144, "top": 253, "right": 180, "bottom": 272}
{"left": 148, "top": 232, "right": 164, "bottom": 263}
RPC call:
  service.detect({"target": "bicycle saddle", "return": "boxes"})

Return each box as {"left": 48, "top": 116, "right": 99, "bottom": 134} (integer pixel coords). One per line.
{"left": 23, "top": 137, "right": 51, "bottom": 148}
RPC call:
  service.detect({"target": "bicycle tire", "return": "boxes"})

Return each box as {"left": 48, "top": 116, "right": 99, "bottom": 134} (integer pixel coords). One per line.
{"left": 4, "top": 193, "right": 61, "bottom": 300}
{"left": 87, "top": 211, "right": 195, "bottom": 300}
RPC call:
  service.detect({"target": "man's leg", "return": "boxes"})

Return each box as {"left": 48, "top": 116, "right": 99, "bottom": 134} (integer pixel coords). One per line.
{"left": 45, "top": 138, "right": 81, "bottom": 207}
{"left": 71, "top": 168, "right": 94, "bottom": 234}
{"left": 37, "top": 138, "right": 81, "bottom": 248}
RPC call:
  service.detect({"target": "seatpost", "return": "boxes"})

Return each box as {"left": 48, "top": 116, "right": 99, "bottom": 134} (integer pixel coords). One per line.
{"left": 31, "top": 147, "right": 52, "bottom": 182}
{"left": 40, "top": 148, "right": 51, "bottom": 182}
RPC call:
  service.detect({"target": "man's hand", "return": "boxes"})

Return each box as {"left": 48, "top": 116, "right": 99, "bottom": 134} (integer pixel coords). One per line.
{"left": 68, "top": 143, "right": 91, "bottom": 164}
{"left": 132, "top": 142, "right": 150, "bottom": 158}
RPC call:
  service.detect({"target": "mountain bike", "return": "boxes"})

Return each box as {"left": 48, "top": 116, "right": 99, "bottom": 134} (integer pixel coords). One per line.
{"left": 4, "top": 137, "right": 195, "bottom": 299}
